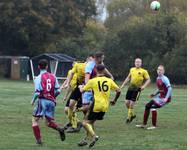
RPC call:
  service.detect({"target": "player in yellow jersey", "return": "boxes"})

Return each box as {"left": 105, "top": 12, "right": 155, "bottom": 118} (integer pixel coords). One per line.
{"left": 78, "top": 64, "right": 121, "bottom": 147}
{"left": 61, "top": 70, "right": 77, "bottom": 101}
{"left": 83, "top": 52, "right": 114, "bottom": 116}
{"left": 64, "top": 54, "right": 94, "bottom": 133}
{"left": 121, "top": 58, "right": 151, "bottom": 123}
{"left": 65, "top": 62, "right": 85, "bottom": 133}
{"left": 60, "top": 66, "right": 78, "bottom": 130}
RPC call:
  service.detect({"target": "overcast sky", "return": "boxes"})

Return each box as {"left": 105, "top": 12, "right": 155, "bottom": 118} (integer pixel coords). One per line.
{"left": 96, "top": 0, "right": 108, "bottom": 22}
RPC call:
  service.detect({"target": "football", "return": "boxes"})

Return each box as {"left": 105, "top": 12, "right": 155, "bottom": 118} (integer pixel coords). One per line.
{"left": 150, "top": 1, "right": 161, "bottom": 11}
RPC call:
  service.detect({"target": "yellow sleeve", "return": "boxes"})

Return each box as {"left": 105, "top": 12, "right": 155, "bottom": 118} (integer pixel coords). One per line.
{"left": 71, "top": 64, "right": 77, "bottom": 74}
{"left": 83, "top": 80, "right": 93, "bottom": 91}
{"left": 110, "top": 80, "right": 119, "bottom": 91}
{"left": 143, "top": 70, "right": 150, "bottom": 79}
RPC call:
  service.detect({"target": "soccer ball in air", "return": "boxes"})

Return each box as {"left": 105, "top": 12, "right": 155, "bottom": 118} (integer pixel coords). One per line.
{"left": 150, "top": 1, "right": 160, "bottom": 11}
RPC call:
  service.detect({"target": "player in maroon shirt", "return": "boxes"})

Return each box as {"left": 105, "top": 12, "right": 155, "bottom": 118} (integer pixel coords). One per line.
{"left": 31, "top": 59, "right": 65, "bottom": 145}
{"left": 136, "top": 65, "right": 172, "bottom": 130}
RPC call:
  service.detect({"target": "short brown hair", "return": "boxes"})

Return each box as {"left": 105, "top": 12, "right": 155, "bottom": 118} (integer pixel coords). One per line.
{"left": 38, "top": 59, "right": 48, "bottom": 69}
{"left": 95, "top": 51, "right": 104, "bottom": 59}
{"left": 96, "top": 64, "right": 105, "bottom": 73}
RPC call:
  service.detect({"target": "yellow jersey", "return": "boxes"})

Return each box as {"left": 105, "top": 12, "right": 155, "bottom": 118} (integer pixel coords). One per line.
{"left": 71, "top": 62, "right": 86, "bottom": 84}
{"left": 67, "top": 69, "right": 77, "bottom": 89}
{"left": 83, "top": 76, "right": 119, "bottom": 112}
{"left": 129, "top": 67, "right": 150, "bottom": 89}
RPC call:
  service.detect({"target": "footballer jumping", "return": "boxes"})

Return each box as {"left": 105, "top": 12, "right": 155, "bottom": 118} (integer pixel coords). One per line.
{"left": 78, "top": 64, "right": 121, "bottom": 147}
{"left": 82, "top": 52, "right": 114, "bottom": 116}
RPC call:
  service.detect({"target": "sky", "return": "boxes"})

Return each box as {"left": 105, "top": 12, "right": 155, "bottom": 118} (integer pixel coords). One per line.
{"left": 96, "top": 0, "right": 108, "bottom": 22}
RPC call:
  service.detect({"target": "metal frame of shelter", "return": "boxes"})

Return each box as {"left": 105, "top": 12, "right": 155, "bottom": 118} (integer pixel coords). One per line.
{"left": 30, "top": 53, "right": 75, "bottom": 80}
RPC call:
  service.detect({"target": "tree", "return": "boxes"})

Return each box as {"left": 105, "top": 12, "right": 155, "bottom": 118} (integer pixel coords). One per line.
{"left": 0, "top": 0, "right": 96, "bottom": 56}
{"left": 103, "top": 0, "right": 187, "bottom": 84}
{"left": 55, "top": 19, "right": 107, "bottom": 59}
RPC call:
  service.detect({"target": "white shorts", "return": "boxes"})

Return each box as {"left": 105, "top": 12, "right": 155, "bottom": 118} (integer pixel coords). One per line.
{"left": 153, "top": 96, "right": 167, "bottom": 107}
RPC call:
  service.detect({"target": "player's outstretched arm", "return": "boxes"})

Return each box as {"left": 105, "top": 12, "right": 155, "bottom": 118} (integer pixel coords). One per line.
{"left": 104, "top": 68, "right": 114, "bottom": 80}
{"left": 64, "top": 72, "right": 74, "bottom": 88}
{"left": 120, "top": 74, "right": 130, "bottom": 89}
{"left": 150, "top": 89, "right": 160, "bottom": 98}
{"left": 164, "top": 86, "right": 172, "bottom": 102}
{"left": 61, "top": 88, "right": 69, "bottom": 102}
{"left": 31, "top": 77, "right": 40, "bottom": 105}
{"left": 110, "top": 88, "right": 121, "bottom": 106}
{"left": 141, "top": 77, "right": 151, "bottom": 91}
{"left": 60, "top": 78, "right": 68, "bottom": 90}
{"left": 31, "top": 93, "right": 39, "bottom": 105}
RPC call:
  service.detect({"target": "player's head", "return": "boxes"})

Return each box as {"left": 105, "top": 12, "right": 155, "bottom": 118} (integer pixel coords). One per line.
{"left": 157, "top": 65, "right": 165, "bottom": 76}
{"left": 135, "top": 58, "right": 142, "bottom": 68}
{"left": 95, "top": 51, "right": 104, "bottom": 64}
{"left": 38, "top": 59, "right": 48, "bottom": 70}
{"left": 86, "top": 53, "right": 95, "bottom": 62}
{"left": 96, "top": 64, "right": 105, "bottom": 75}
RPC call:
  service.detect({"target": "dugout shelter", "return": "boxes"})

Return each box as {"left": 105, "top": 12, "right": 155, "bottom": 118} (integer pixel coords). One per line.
{"left": 30, "top": 53, "right": 75, "bottom": 80}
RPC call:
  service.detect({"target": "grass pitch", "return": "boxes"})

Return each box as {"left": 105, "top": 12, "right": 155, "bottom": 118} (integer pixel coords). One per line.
{"left": 0, "top": 79, "right": 187, "bottom": 150}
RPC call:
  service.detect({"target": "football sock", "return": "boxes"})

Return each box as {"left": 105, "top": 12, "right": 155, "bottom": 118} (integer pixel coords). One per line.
{"left": 143, "top": 109, "right": 150, "bottom": 125}
{"left": 127, "top": 109, "right": 131, "bottom": 119}
{"left": 68, "top": 108, "right": 73, "bottom": 126}
{"left": 32, "top": 125, "right": 41, "bottom": 141}
{"left": 71, "top": 113, "right": 78, "bottom": 128}
{"left": 47, "top": 121, "right": 59, "bottom": 130}
{"left": 131, "top": 108, "right": 135, "bottom": 116}
{"left": 151, "top": 109, "right": 157, "bottom": 126}
{"left": 84, "top": 123, "right": 95, "bottom": 137}
{"left": 128, "top": 108, "right": 134, "bottom": 118}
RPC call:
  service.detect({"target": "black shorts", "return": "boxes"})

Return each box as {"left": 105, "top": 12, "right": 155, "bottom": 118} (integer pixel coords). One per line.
{"left": 70, "top": 86, "right": 82, "bottom": 102}
{"left": 65, "top": 98, "right": 82, "bottom": 108}
{"left": 126, "top": 88, "right": 141, "bottom": 102}
{"left": 66, "top": 86, "right": 82, "bottom": 108}
{"left": 65, "top": 98, "right": 70, "bottom": 107}
{"left": 87, "top": 103, "right": 105, "bottom": 121}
